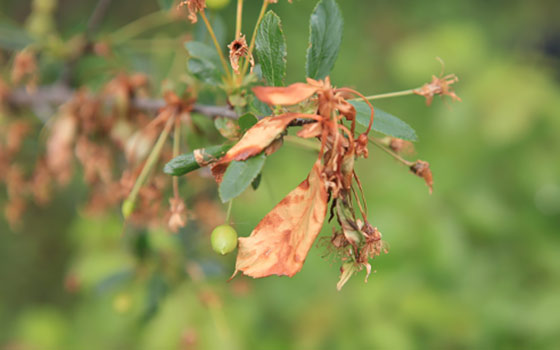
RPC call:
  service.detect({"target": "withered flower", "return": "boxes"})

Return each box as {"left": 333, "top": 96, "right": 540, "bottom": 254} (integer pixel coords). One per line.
{"left": 46, "top": 113, "right": 77, "bottom": 185}
{"left": 228, "top": 35, "right": 253, "bottom": 74}
{"left": 410, "top": 160, "right": 433, "bottom": 194}
{"left": 414, "top": 74, "right": 461, "bottom": 106}
{"left": 168, "top": 197, "right": 188, "bottom": 233}
{"left": 179, "top": 0, "right": 206, "bottom": 24}
{"left": 11, "top": 50, "right": 38, "bottom": 91}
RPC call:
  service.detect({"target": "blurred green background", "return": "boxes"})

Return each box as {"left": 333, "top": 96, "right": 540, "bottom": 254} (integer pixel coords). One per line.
{"left": 2, "top": 0, "right": 560, "bottom": 349}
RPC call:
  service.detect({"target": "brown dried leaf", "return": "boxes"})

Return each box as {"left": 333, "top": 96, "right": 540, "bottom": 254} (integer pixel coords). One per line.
{"left": 234, "top": 161, "right": 328, "bottom": 278}
{"left": 253, "top": 83, "right": 317, "bottom": 106}
{"left": 296, "top": 122, "right": 322, "bottom": 139}
{"left": 46, "top": 113, "right": 77, "bottom": 185}
{"left": 218, "top": 113, "right": 300, "bottom": 164}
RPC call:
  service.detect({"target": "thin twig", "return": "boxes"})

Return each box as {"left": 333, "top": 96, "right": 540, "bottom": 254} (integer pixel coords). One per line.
{"left": 368, "top": 137, "right": 414, "bottom": 167}
{"left": 87, "top": 0, "right": 114, "bottom": 37}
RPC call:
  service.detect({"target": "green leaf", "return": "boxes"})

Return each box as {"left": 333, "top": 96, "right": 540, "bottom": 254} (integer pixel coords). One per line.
{"left": 306, "top": 0, "right": 343, "bottom": 80}
{"left": 0, "top": 22, "right": 34, "bottom": 50}
{"left": 238, "top": 113, "right": 259, "bottom": 133}
{"left": 194, "top": 14, "right": 226, "bottom": 47}
{"left": 255, "top": 11, "right": 287, "bottom": 86}
{"left": 185, "top": 41, "right": 223, "bottom": 85}
{"left": 215, "top": 117, "right": 240, "bottom": 140}
{"left": 350, "top": 101, "right": 418, "bottom": 141}
{"left": 219, "top": 153, "right": 267, "bottom": 203}
{"left": 157, "top": 0, "right": 175, "bottom": 11}
{"left": 164, "top": 144, "right": 233, "bottom": 176}
{"left": 249, "top": 95, "right": 272, "bottom": 116}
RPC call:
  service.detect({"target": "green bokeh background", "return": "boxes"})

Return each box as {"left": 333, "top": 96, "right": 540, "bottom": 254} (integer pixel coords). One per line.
{"left": 1, "top": 0, "right": 560, "bottom": 349}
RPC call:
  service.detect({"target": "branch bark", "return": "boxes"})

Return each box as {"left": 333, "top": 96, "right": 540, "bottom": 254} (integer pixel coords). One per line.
{"left": 5, "top": 84, "right": 239, "bottom": 120}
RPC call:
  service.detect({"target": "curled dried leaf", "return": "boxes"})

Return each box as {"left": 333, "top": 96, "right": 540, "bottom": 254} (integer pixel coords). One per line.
{"left": 253, "top": 83, "right": 318, "bottom": 106}
{"left": 217, "top": 113, "right": 301, "bottom": 164}
{"left": 296, "top": 122, "right": 322, "bottom": 139}
{"left": 233, "top": 161, "right": 328, "bottom": 278}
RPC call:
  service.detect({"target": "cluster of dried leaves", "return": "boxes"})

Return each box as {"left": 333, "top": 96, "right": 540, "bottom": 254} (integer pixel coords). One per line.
{"left": 0, "top": 61, "right": 195, "bottom": 231}
{"left": 183, "top": 77, "right": 390, "bottom": 289}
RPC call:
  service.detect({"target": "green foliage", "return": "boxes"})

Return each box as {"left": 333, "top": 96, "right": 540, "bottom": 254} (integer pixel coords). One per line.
{"left": 185, "top": 41, "right": 224, "bottom": 85}
{"left": 351, "top": 101, "right": 418, "bottom": 141}
{"left": 0, "top": 22, "right": 34, "bottom": 50}
{"left": 306, "top": 0, "right": 343, "bottom": 80}
{"left": 164, "top": 144, "right": 233, "bottom": 176}
{"left": 237, "top": 113, "right": 258, "bottom": 133}
{"left": 255, "top": 11, "right": 287, "bottom": 87}
{"left": 156, "top": 0, "right": 174, "bottom": 11}
{"left": 219, "top": 153, "right": 267, "bottom": 203}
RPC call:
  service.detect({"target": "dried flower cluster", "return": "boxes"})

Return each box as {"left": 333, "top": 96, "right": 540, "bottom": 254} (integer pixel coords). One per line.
{"left": 0, "top": 71, "right": 193, "bottom": 231}
{"left": 179, "top": 0, "right": 207, "bottom": 24}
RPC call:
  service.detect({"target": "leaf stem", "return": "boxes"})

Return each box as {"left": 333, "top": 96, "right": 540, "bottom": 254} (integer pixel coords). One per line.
{"left": 369, "top": 137, "right": 414, "bottom": 167}
{"left": 172, "top": 117, "right": 181, "bottom": 198}
{"left": 351, "top": 89, "right": 416, "bottom": 101}
{"left": 225, "top": 200, "right": 233, "bottom": 223}
{"left": 235, "top": 0, "right": 244, "bottom": 39}
{"left": 241, "top": 0, "right": 269, "bottom": 76}
{"left": 200, "top": 10, "right": 232, "bottom": 80}
{"left": 122, "top": 112, "right": 176, "bottom": 218}
{"left": 110, "top": 11, "right": 170, "bottom": 45}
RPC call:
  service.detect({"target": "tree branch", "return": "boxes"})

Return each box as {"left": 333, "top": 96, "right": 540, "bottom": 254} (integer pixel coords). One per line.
{"left": 5, "top": 84, "right": 239, "bottom": 120}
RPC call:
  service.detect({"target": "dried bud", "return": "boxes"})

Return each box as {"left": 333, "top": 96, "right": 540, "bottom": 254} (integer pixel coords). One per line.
{"left": 410, "top": 160, "right": 433, "bottom": 194}
{"left": 355, "top": 133, "right": 369, "bottom": 158}
{"left": 228, "top": 35, "right": 253, "bottom": 74}
{"left": 179, "top": 0, "right": 207, "bottom": 24}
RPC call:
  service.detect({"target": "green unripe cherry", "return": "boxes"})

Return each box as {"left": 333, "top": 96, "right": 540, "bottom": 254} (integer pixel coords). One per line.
{"left": 211, "top": 224, "right": 238, "bottom": 255}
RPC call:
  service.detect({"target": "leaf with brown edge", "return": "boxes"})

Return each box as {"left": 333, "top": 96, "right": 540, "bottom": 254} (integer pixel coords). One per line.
{"left": 253, "top": 83, "right": 317, "bottom": 106}
{"left": 233, "top": 161, "right": 328, "bottom": 278}
{"left": 217, "top": 113, "right": 301, "bottom": 165}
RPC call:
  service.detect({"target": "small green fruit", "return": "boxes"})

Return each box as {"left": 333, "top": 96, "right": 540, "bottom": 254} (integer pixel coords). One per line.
{"left": 121, "top": 199, "right": 135, "bottom": 219}
{"left": 211, "top": 224, "right": 238, "bottom": 255}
